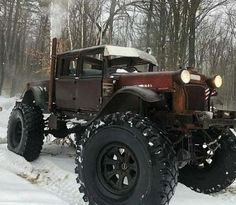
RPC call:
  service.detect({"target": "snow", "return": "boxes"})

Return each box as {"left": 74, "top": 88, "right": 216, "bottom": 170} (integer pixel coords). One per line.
{"left": 0, "top": 96, "right": 236, "bottom": 205}
{"left": 0, "top": 96, "right": 15, "bottom": 141}
{"left": 0, "top": 168, "right": 67, "bottom": 205}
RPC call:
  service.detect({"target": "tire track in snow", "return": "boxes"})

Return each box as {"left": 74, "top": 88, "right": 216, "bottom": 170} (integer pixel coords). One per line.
{"left": 0, "top": 145, "right": 86, "bottom": 205}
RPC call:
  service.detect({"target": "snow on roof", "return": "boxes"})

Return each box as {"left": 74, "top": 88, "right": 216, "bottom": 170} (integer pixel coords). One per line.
{"left": 60, "top": 45, "right": 158, "bottom": 65}
{"left": 104, "top": 45, "right": 158, "bottom": 65}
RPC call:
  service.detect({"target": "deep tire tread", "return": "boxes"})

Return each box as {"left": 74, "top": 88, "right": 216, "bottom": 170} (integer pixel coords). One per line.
{"left": 75, "top": 112, "right": 178, "bottom": 205}
{"left": 7, "top": 103, "right": 44, "bottom": 162}
{"left": 179, "top": 129, "right": 236, "bottom": 194}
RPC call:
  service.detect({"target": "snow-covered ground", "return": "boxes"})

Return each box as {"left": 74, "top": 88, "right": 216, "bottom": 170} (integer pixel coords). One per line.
{"left": 0, "top": 96, "right": 236, "bottom": 205}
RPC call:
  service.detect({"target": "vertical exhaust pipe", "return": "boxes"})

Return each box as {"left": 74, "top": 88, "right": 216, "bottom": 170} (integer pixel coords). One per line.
{"left": 49, "top": 38, "right": 57, "bottom": 112}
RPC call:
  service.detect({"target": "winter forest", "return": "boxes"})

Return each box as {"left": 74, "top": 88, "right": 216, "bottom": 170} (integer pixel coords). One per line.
{"left": 0, "top": 0, "right": 236, "bottom": 109}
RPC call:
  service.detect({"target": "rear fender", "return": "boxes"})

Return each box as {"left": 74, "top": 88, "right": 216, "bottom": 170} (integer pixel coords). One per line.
{"left": 22, "top": 86, "right": 48, "bottom": 111}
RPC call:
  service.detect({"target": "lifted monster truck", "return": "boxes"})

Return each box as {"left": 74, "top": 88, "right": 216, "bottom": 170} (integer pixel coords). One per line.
{"left": 7, "top": 38, "right": 236, "bottom": 205}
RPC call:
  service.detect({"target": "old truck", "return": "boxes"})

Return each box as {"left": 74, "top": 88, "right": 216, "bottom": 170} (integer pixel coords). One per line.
{"left": 7, "top": 38, "right": 236, "bottom": 205}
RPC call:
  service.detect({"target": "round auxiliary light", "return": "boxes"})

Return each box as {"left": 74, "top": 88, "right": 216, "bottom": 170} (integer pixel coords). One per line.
{"left": 213, "top": 75, "right": 223, "bottom": 88}
{"left": 180, "top": 70, "right": 191, "bottom": 84}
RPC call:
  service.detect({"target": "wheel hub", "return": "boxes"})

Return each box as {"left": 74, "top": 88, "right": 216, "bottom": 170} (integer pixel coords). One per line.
{"left": 121, "top": 163, "right": 128, "bottom": 170}
{"left": 97, "top": 143, "right": 139, "bottom": 196}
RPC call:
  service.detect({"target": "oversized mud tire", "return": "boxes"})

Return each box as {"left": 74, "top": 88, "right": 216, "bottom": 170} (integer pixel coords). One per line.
{"left": 179, "top": 129, "right": 236, "bottom": 194}
{"left": 75, "top": 112, "right": 178, "bottom": 205}
{"left": 7, "top": 103, "right": 44, "bottom": 162}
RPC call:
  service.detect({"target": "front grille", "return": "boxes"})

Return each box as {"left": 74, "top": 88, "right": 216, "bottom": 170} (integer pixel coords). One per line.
{"left": 184, "top": 84, "right": 207, "bottom": 111}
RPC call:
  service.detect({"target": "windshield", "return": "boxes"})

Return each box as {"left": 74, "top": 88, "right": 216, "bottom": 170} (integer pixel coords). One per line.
{"left": 106, "top": 56, "right": 154, "bottom": 75}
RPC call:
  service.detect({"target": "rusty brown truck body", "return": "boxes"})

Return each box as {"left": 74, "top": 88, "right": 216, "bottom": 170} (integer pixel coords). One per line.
{"left": 7, "top": 39, "right": 236, "bottom": 205}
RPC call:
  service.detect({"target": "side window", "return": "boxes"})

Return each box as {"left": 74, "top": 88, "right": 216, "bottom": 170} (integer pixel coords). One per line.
{"left": 60, "top": 58, "right": 78, "bottom": 77}
{"left": 68, "top": 60, "right": 77, "bottom": 76}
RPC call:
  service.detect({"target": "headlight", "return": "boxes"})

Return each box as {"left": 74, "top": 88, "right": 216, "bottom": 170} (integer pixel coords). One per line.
{"left": 212, "top": 75, "right": 223, "bottom": 88}
{"left": 180, "top": 70, "right": 191, "bottom": 84}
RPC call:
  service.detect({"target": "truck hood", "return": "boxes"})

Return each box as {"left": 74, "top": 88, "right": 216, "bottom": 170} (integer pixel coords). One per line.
{"left": 113, "top": 71, "right": 177, "bottom": 91}
{"left": 113, "top": 70, "right": 207, "bottom": 91}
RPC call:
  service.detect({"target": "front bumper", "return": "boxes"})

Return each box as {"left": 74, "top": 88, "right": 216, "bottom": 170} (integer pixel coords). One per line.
{"left": 196, "top": 110, "right": 236, "bottom": 130}
{"left": 162, "top": 110, "right": 236, "bottom": 131}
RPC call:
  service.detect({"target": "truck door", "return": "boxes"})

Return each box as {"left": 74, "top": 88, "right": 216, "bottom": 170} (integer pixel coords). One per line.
{"left": 55, "top": 57, "right": 78, "bottom": 110}
{"left": 75, "top": 56, "right": 103, "bottom": 111}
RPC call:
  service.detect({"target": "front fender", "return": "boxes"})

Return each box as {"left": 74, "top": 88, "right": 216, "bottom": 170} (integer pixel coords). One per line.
{"left": 97, "top": 86, "right": 165, "bottom": 118}
{"left": 114, "top": 86, "right": 163, "bottom": 103}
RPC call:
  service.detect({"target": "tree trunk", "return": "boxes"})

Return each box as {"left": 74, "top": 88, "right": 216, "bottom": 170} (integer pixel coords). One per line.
{"left": 159, "top": 0, "right": 167, "bottom": 70}
{"left": 10, "top": 0, "right": 21, "bottom": 96}
{"left": 146, "top": 0, "right": 154, "bottom": 48}
{"left": 179, "top": 0, "right": 189, "bottom": 67}
{"left": 188, "top": 0, "right": 201, "bottom": 67}
{"left": 0, "top": 28, "right": 5, "bottom": 95}
{"left": 108, "top": 0, "right": 117, "bottom": 44}
{"left": 188, "top": 12, "right": 196, "bottom": 67}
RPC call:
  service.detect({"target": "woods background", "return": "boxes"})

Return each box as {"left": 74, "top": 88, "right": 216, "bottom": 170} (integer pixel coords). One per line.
{"left": 0, "top": 0, "right": 235, "bottom": 109}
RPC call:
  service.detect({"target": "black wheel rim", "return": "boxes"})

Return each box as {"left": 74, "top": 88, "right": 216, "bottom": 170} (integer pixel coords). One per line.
{"left": 189, "top": 130, "right": 223, "bottom": 170}
{"left": 13, "top": 120, "right": 22, "bottom": 148}
{"left": 97, "top": 143, "right": 139, "bottom": 196}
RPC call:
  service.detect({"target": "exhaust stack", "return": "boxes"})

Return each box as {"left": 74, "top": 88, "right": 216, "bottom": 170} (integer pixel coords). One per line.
{"left": 49, "top": 38, "right": 57, "bottom": 112}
